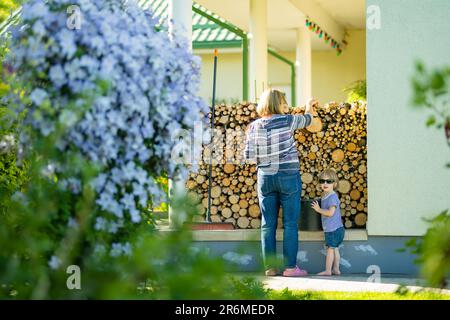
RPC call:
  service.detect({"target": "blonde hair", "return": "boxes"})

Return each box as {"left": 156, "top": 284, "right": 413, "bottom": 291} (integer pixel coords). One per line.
{"left": 319, "top": 168, "right": 339, "bottom": 189}
{"left": 256, "top": 89, "right": 288, "bottom": 117}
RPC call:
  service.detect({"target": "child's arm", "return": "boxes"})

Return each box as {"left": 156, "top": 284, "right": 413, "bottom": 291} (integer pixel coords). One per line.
{"left": 311, "top": 201, "right": 336, "bottom": 217}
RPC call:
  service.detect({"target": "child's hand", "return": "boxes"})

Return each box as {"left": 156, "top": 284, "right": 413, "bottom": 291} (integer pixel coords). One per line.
{"left": 311, "top": 200, "right": 321, "bottom": 212}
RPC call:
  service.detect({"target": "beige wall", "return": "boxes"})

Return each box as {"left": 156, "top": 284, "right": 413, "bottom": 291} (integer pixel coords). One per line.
{"left": 312, "top": 29, "right": 366, "bottom": 103}
{"left": 196, "top": 51, "right": 243, "bottom": 104}
{"left": 195, "top": 29, "right": 366, "bottom": 106}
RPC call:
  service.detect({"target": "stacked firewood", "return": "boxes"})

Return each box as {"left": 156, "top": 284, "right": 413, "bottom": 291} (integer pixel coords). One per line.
{"left": 186, "top": 101, "right": 367, "bottom": 229}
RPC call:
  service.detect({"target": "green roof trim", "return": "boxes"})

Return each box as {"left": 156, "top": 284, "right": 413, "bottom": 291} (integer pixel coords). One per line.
{"left": 1, "top": 2, "right": 243, "bottom": 47}
{"left": 142, "top": 0, "right": 243, "bottom": 46}
{"left": 193, "top": 40, "right": 242, "bottom": 49}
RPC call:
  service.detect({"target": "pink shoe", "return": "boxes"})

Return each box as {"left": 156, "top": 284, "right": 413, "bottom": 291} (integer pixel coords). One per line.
{"left": 282, "top": 266, "right": 308, "bottom": 277}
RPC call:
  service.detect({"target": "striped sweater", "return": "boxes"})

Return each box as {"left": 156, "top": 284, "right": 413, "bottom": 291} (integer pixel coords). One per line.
{"left": 244, "top": 113, "right": 313, "bottom": 173}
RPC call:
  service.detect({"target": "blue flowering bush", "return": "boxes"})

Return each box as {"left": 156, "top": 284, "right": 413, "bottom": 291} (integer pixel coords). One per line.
{"left": 0, "top": 0, "right": 271, "bottom": 299}
{"left": 5, "top": 0, "right": 206, "bottom": 250}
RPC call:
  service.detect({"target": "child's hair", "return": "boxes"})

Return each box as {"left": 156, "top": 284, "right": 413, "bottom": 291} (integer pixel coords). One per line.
{"left": 319, "top": 168, "right": 339, "bottom": 189}
{"left": 257, "top": 89, "right": 288, "bottom": 117}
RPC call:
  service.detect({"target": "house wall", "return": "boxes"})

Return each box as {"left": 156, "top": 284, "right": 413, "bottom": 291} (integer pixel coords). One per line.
{"left": 366, "top": 0, "right": 450, "bottom": 236}
{"left": 196, "top": 51, "right": 243, "bottom": 104}
{"left": 195, "top": 29, "right": 366, "bottom": 105}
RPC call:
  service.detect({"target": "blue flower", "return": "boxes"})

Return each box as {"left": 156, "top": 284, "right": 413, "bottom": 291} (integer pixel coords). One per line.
{"left": 58, "top": 29, "right": 77, "bottom": 59}
{"left": 49, "top": 65, "right": 66, "bottom": 88}
{"left": 29, "top": 88, "right": 48, "bottom": 106}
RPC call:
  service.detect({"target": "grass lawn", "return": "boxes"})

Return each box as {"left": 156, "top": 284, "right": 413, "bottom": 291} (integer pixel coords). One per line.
{"left": 268, "top": 288, "right": 450, "bottom": 300}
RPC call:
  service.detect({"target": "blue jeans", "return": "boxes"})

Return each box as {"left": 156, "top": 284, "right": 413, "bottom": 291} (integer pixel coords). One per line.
{"left": 257, "top": 170, "right": 301, "bottom": 269}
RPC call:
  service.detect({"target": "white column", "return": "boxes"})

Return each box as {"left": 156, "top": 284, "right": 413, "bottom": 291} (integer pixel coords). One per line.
{"left": 168, "top": 0, "right": 192, "bottom": 227}
{"left": 249, "top": 0, "right": 268, "bottom": 102}
{"left": 295, "top": 26, "right": 312, "bottom": 106}
{"left": 168, "top": 0, "right": 192, "bottom": 51}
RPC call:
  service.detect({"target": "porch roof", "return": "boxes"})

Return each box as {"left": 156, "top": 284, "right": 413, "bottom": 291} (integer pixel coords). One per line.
{"left": 0, "top": 1, "right": 244, "bottom": 49}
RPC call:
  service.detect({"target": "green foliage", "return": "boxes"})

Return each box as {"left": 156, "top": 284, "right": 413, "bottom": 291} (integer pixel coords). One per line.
{"left": 0, "top": 36, "right": 28, "bottom": 215}
{"left": 404, "top": 211, "right": 450, "bottom": 288}
{"left": 408, "top": 61, "right": 450, "bottom": 288}
{"left": 0, "top": 0, "right": 18, "bottom": 24}
{"left": 343, "top": 80, "right": 366, "bottom": 103}
{"left": 0, "top": 182, "right": 269, "bottom": 299}
{"left": 411, "top": 61, "right": 450, "bottom": 146}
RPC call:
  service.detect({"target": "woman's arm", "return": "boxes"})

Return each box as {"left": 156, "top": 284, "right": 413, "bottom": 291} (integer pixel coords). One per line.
{"left": 290, "top": 113, "right": 313, "bottom": 130}
{"left": 243, "top": 123, "right": 257, "bottom": 164}
{"left": 290, "top": 98, "right": 319, "bottom": 130}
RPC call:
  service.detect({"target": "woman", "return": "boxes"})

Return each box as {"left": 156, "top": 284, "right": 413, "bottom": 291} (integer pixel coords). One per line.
{"left": 244, "top": 89, "right": 318, "bottom": 277}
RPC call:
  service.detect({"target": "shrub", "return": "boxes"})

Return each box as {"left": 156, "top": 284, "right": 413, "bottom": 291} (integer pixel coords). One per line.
{"left": 343, "top": 79, "right": 366, "bottom": 102}
{"left": 406, "top": 62, "right": 450, "bottom": 288}
{"left": 0, "top": 29, "right": 27, "bottom": 215}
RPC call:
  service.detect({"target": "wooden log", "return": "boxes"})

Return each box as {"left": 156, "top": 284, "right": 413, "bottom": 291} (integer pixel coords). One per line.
{"left": 222, "top": 207, "right": 232, "bottom": 218}
{"left": 350, "top": 190, "right": 361, "bottom": 201}
{"left": 332, "top": 149, "right": 345, "bottom": 163}
{"left": 347, "top": 142, "right": 357, "bottom": 152}
{"left": 239, "top": 208, "right": 248, "bottom": 216}
{"left": 248, "top": 204, "right": 260, "bottom": 218}
{"left": 239, "top": 199, "right": 249, "bottom": 209}
{"left": 224, "top": 217, "right": 236, "bottom": 226}
{"left": 344, "top": 220, "right": 353, "bottom": 228}
{"left": 354, "top": 213, "right": 367, "bottom": 227}
{"left": 237, "top": 216, "right": 250, "bottom": 229}
{"left": 358, "top": 164, "right": 367, "bottom": 174}
{"left": 245, "top": 178, "right": 255, "bottom": 186}
{"left": 222, "top": 178, "right": 231, "bottom": 187}
{"left": 302, "top": 173, "right": 314, "bottom": 184}
{"left": 231, "top": 203, "right": 240, "bottom": 213}
{"left": 306, "top": 117, "right": 323, "bottom": 133}
{"left": 224, "top": 163, "right": 235, "bottom": 174}
{"left": 196, "top": 175, "right": 205, "bottom": 184}
{"left": 229, "top": 194, "right": 239, "bottom": 204}
{"left": 337, "top": 180, "right": 351, "bottom": 194}
{"left": 250, "top": 218, "right": 261, "bottom": 229}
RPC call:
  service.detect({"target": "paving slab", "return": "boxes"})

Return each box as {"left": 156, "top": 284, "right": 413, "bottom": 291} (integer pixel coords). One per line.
{"left": 251, "top": 274, "right": 450, "bottom": 294}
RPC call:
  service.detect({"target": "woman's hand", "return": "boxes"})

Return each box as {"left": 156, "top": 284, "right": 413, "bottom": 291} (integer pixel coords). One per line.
{"left": 311, "top": 200, "right": 321, "bottom": 213}
{"left": 306, "top": 98, "right": 319, "bottom": 116}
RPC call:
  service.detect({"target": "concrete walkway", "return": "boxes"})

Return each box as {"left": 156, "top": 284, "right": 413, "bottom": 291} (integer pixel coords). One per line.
{"left": 257, "top": 274, "right": 450, "bottom": 294}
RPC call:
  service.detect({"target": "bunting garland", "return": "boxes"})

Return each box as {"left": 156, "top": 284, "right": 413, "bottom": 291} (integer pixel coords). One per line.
{"left": 305, "top": 17, "right": 345, "bottom": 56}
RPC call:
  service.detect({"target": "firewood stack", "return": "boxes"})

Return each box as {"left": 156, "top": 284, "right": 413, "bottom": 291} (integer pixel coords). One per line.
{"left": 186, "top": 101, "right": 367, "bottom": 229}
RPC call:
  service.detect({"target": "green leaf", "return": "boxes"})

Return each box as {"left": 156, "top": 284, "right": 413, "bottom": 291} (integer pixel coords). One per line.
{"left": 430, "top": 72, "right": 445, "bottom": 90}
{"left": 415, "top": 61, "right": 425, "bottom": 74}
{"left": 426, "top": 115, "right": 436, "bottom": 127}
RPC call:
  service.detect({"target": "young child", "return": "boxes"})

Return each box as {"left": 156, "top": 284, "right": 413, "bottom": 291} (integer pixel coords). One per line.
{"left": 311, "top": 168, "right": 345, "bottom": 276}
